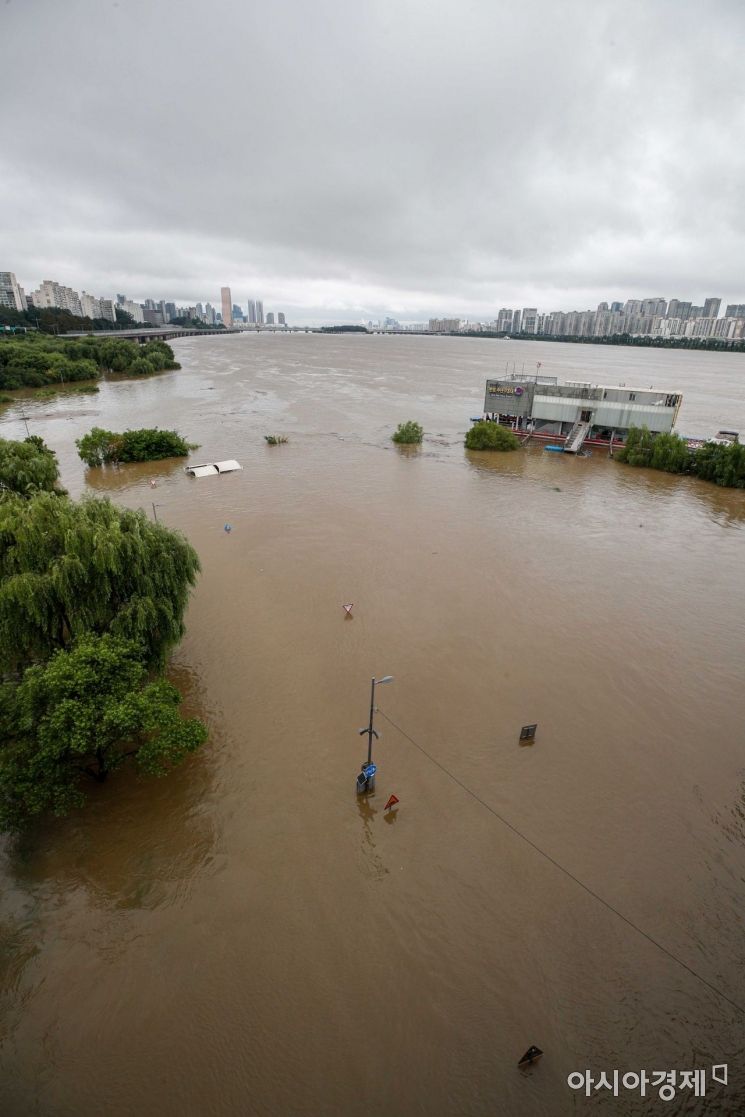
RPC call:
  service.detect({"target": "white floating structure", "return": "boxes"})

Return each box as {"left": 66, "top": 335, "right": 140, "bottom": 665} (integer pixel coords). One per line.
{"left": 184, "top": 460, "right": 243, "bottom": 478}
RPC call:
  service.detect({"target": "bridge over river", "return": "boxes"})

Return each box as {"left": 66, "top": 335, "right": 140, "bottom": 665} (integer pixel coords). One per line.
{"left": 63, "top": 324, "right": 320, "bottom": 343}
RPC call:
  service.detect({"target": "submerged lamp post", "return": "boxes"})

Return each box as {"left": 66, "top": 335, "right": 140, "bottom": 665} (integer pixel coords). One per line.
{"left": 356, "top": 675, "right": 394, "bottom": 794}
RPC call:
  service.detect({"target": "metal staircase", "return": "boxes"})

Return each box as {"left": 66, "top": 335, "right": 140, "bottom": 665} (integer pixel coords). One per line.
{"left": 563, "top": 419, "right": 591, "bottom": 453}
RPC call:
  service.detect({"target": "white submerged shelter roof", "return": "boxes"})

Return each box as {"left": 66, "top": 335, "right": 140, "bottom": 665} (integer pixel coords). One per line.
{"left": 185, "top": 460, "right": 243, "bottom": 477}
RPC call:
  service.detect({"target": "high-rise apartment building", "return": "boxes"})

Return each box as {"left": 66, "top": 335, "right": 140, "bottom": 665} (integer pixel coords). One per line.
{"left": 0, "top": 271, "right": 27, "bottom": 311}
{"left": 725, "top": 303, "right": 745, "bottom": 318}
{"left": 247, "top": 299, "right": 256, "bottom": 324}
{"left": 221, "top": 286, "right": 233, "bottom": 327}
{"left": 521, "top": 308, "right": 538, "bottom": 333}
{"left": 496, "top": 308, "right": 513, "bottom": 332}
{"left": 278, "top": 312, "right": 286, "bottom": 326}
{"left": 703, "top": 297, "right": 721, "bottom": 319}
{"left": 255, "top": 299, "right": 264, "bottom": 325}
{"left": 31, "top": 279, "right": 83, "bottom": 317}
{"left": 266, "top": 312, "right": 275, "bottom": 325}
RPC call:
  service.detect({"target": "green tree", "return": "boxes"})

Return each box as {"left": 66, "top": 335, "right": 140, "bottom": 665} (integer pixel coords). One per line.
{"left": 76, "top": 426, "right": 191, "bottom": 466}
{"left": 392, "top": 420, "right": 424, "bottom": 445}
{"left": 465, "top": 421, "right": 520, "bottom": 451}
{"left": 0, "top": 492, "right": 200, "bottom": 669}
{"left": 0, "top": 633, "right": 207, "bottom": 831}
{"left": 0, "top": 436, "right": 62, "bottom": 497}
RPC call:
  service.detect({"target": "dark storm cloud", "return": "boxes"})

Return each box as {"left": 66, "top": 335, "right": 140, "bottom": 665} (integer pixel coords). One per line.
{"left": 2, "top": 0, "right": 744, "bottom": 321}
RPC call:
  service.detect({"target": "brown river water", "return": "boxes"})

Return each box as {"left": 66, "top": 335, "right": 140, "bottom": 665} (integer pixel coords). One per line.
{"left": 1, "top": 335, "right": 745, "bottom": 1116}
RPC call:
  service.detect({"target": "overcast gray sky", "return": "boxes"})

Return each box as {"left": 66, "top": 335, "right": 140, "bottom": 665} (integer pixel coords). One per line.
{"left": 2, "top": 0, "right": 744, "bottom": 324}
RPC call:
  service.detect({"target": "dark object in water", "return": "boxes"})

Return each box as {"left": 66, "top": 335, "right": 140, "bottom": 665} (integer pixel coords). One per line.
{"left": 518, "top": 1046, "right": 543, "bottom": 1068}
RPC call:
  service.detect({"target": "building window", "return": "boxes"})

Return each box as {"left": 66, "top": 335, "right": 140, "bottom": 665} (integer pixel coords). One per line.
{"left": 629, "top": 392, "right": 636, "bottom": 401}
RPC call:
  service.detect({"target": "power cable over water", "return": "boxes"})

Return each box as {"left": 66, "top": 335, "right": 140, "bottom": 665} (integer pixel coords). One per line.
{"left": 376, "top": 708, "right": 745, "bottom": 1019}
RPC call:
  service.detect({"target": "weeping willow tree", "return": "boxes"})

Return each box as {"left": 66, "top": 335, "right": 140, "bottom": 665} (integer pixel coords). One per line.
{"left": 0, "top": 492, "right": 200, "bottom": 671}
{"left": 0, "top": 634, "right": 208, "bottom": 831}
{"left": 0, "top": 436, "right": 62, "bottom": 497}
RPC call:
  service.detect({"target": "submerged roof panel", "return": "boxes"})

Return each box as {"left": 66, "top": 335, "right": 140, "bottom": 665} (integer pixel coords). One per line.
{"left": 185, "top": 460, "right": 243, "bottom": 477}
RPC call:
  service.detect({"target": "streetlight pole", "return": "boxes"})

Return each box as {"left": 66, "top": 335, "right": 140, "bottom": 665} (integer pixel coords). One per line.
{"left": 357, "top": 675, "right": 393, "bottom": 792}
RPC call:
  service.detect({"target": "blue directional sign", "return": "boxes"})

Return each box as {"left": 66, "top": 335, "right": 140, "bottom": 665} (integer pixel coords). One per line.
{"left": 363, "top": 764, "right": 377, "bottom": 778}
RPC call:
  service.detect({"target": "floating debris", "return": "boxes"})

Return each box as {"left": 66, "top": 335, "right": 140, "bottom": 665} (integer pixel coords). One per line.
{"left": 518, "top": 1046, "right": 543, "bottom": 1068}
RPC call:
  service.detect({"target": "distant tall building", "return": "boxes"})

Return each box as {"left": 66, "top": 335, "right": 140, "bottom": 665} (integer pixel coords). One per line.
{"left": 266, "top": 312, "right": 275, "bottom": 325}
{"left": 232, "top": 303, "right": 245, "bottom": 321}
{"left": 512, "top": 309, "right": 522, "bottom": 333}
{"left": 0, "top": 271, "right": 27, "bottom": 311}
{"left": 221, "top": 286, "right": 233, "bottom": 327}
{"left": 496, "top": 308, "right": 513, "bottom": 332}
{"left": 278, "top": 312, "right": 286, "bottom": 326}
{"left": 703, "top": 297, "right": 721, "bottom": 319}
{"left": 247, "top": 299, "right": 256, "bottom": 324}
{"left": 641, "top": 298, "right": 666, "bottom": 317}
{"left": 255, "top": 299, "right": 264, "bottom": 325}
{"left": 725, "top": 303, "right": 745, "bottom": 318}
{"left": 31, "top": 279, "right": 83, "bottom": 317}
{"left": 610, "top": 301, "right": 623, "bottom": 312}
{"left": 521, "top": 308, "right": 538, "bottom": 333}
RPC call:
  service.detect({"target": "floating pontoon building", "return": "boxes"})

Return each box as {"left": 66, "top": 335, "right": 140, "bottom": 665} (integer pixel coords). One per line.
{"left": 480, "top": 375, "right": 682, "bottom": 453}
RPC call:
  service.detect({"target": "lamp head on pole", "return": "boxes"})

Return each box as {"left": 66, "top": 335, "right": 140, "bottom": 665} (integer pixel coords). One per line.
{"left": 375, "top": 675, "right": 394, "bottom": 685}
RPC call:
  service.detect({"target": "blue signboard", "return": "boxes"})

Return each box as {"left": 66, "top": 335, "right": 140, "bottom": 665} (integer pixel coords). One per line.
{"left": 363, "top": 764, "right": 377, "bottom": 778}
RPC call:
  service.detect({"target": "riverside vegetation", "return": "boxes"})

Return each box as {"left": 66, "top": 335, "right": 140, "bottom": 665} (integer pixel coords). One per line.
{"left": 392, "top": 420, "right": 424, "bottom": 445}
{"left": 617, "top": 425, "right": 745, "bottom": 488}
{"left": 0, "top": 333, "right": 180, "bottom": 391}
{"left": 77, "top": 427, "right": 194, "bottom": 466}
{"left": 465, "top": 421, "right": 520, "bottom": 451}
{"left": 0, "top": 436, "right": 207, "bottom": 832}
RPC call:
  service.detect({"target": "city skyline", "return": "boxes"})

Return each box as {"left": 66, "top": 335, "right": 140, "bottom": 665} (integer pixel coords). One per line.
{"left": 4, "top": 267, "right": 745, "bottom": 337}
{"left": 2, "top": 2, "right": 744, "bottom": 326}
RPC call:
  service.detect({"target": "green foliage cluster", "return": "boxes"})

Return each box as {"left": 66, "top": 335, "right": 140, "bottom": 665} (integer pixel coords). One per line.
{"left": 617, "top": 425, "right": 745, "bottom": 488}
{"left": 0, "top": 304, "right": 152, "bottom": 334}
{"left": 392, "top": 420, "right": 424, "bottom": 445}
{"left": 0, "top": 635, "right": 206, "bottom": 830}
{"left": 76, "top": 426, "right": 191, "bottom": 467}
{"left": 0, "top": 476, "right": 205, "bottom": 831}
{"left": 0, "top": 334, "right": 179, "bottom": 390}
{"left": 170, "top": 316, "right": 222, "bottom": 329}
{"left": 0, "top": 436, "right": 62, "bottom": 497}
{"left": 264, "top": 434, "right": 288, "bottom": 445}
{"left": 465, "top": 421, "right": 520, "bottom": 451}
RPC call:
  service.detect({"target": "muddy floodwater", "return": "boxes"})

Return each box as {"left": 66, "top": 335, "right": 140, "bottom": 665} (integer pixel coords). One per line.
{"left": 1, "top": 334, "right": 745, "bottom": 1116}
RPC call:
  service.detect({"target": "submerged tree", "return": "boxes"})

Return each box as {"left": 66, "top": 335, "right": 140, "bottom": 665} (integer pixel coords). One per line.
{"left": 76, "top": 426, "right": 191, "bottom": 466}
{"left": 0, "top": 634, "right": 208, "bottom": 831}
{"left": 465, "top": 421, "right": 520, "bottom": 451}
{"left": 0, "top": 492, "right": 200, "bottom": 670}
{"left": 392, "top": 420, "right": 424, "bottom": 445}
{"left": 0, "top": 436, "right": 63, "bottom": 497}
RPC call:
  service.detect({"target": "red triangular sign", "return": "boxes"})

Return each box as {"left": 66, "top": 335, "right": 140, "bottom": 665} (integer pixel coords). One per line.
{"left": 384, "top": 795, "right": 399, "bottom": 810}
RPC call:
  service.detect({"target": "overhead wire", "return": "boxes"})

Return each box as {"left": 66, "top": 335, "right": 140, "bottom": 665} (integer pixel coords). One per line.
{"left": 376, "top": 708, "right": 745, "bottom": 1019}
